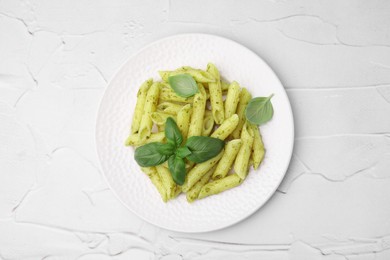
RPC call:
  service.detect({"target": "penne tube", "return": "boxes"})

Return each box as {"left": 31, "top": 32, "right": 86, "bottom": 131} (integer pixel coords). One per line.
{"left": 156, "top": 165, "right": 176, "bottom": 199}
{"left": 212, "top": 139, "right": 242, "bottom": 180}
{"left": 186, "top": 166, "right": 216, "bottom": 203}
{"left": 207, "top": 63, "right": 225, "bottom": 124}
{"left": 150, "top": 112, "right": 175, "bottom": 125}
{"left": 138, "top": 82, "right": 160, "bottom": 142}
{"left": 159, "top": 86, "right": 194, "bottom": 103}
{"left": 182, "top": 151, "right": 223, "bottom": 192}
{"left": 188, "top": 83, "right": 207, "bottom": 137}
{"left": 198, "top": 174, "right": 243, "bottom": 199}
{"left": 177, "top": 104, "right": 192, "bottom": 142}
{"left": 125, "top": 132, "right": 165, "bottom": 147}
{"left": 211, "top": 114, "right": 239, "bottom": 140}
{"left": 234, "top": 122, "right": 254, "bottom": 179}
{"left": 231, "top": 88, "right": 252, "bottom": 139}
{"left": 202, "top": 112, "right": 214, "bottom": 136}
{"left": 250, "top": 124, "right": 265, "bottom": 170}
{"left": 159, "top": 69, "right": 215, "bottom": 83}
{"left": 141, "top": 167, "right": 167, "bottom": 202}
{"left": 157, "top": 102, "right": 183, "bottom": 115}
{"left": 131, "top": 79, "right": 153, "bottom": 134}
{"left": 224, "top": 81, "right": 241, "bottom": 119}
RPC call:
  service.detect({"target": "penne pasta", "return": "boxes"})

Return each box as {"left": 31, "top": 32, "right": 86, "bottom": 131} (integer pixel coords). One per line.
{"left": 182, "top": 151, "right": 224, "bottom": 192}
{"left": 141, "top": 167, "right": 167, "bottom": 202}
{"left": 160, "top": 85, "right": 194, "bottom": 103}
{"left": 234, "top": 122, "right": 254, "bottom": 179}
{"left": 157, "top": 102, "right": 183, "bottom": 115}
{"left": 188, "top": 83, "right": 207, "bottom": 137}
{"left": 198, "top": 174, "right": 243, "bottom": 199}
{"left": 207, "top": 63, "right": 225, "bottom": 124}
{"left": 231, "top": 88, "right": 252, "bottom": 139}
{"left": 202, "top": 111, "right": 214, "bottom": 136}
{"left": 212, "top": 139, "right": 242, "bottom": 180}
{"left": 159, "top": 69, "right": 215, "bottom": 83}
{"left": 211, "top": 114, "right": 239, "bottom": 140}
{"left": 125, "top": 132, "right": 165, "bottom": 146}
{"left": 151, "top": 112, "right": 176, "bottom": 125}
{"left": 186, "top": 166, "right": 216, "bottom": 203}
{"left": 156, "top": 165, "right": 176, "bottom": 199}
{"left": 138, "top": 82, "right": 160, "bottom": 142}
{"left": 177, "top": 104, "right": 192, "bottom": 142}
{"left": 224, "top": 81, "right": 241, "bottom": 119}
{"left": 250, "top": 124, "right": 266, "bottom": 170}
{"left": 221, "top": 80, "right": 230, "bottom": 91}
{"left": 131, "top": 79, "right": 153, "bottom": 134}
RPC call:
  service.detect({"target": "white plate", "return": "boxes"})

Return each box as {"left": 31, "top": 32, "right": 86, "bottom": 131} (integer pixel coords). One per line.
{"left": 96, "top": 34, "right": 294, "bottom": 233}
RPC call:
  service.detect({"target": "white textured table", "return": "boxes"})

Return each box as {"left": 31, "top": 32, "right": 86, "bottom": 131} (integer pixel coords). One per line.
{"left": 1, "top": 1, "right": 390, "bottom": 259}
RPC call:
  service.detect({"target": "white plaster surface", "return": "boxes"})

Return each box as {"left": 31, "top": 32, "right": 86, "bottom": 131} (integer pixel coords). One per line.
{"left": 0, "top": 0, "right": 389, "bottom": 259}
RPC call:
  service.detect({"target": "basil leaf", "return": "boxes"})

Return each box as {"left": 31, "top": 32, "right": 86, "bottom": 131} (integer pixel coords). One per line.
{"left": 157, "top": 142, "right": 175, "bottom": 156}
{"left": 165, "top": 117, "right": 183, "bottom": 147}
{"left": 176, "top": 146, "right": 192, "bottom": 158}
{"left": 168, "top": 74, "right": 199, "bottom": 98}
{"left": 185, "top": 136, "right": 225, "bottom": 163}
{"left": 134, "top": 142, "right": 169, "bottom": 167}
{"left": 168, "top": 155, "right": 186, "bottom": 185}
{"left": 245, "top": 94, "right": 274, "bottom": 125}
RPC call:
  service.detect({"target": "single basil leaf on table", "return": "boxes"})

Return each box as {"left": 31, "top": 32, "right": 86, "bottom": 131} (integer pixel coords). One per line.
{"left": 134, "top": 142, "right": 169, "bottom": 167}
{"left": 165, "top": 117, "right": 183, "bottom": 147}
{"left": 245, "top": 94, "right": 274, "bottom": 125}
{"left": 156, "top": 142, "right": 176, "bottom": 156}
{"left": 176, "top": 146, "right": 192, "bottom": 158}
{"left": 168, "top": 74, "right": 199, "bottom": 98}
{"left": 185, "top": 136, "right": 225, "bottom": 163}
{"left": 168, "top": 155, "right": 186, "bottom": 185}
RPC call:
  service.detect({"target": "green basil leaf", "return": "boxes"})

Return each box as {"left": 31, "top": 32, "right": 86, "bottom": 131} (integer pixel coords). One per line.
{"left": 176, "top": 146, "right": 192, "bottom": 158}
{"left": 245, "top": 94, "right": 274, "bottom": 125}
{"left": 165, "top": 117, "right": 183, "bottom": 147}
{"left": 157, "top": 142, "right": 175, "bottom": 156}
{"left": 134, "top": 142, "right": 169, "bottom": 167}
{"left": 168, "top": 155, "right": 186, "bottom": 185}
{"left": 168, "top": 74, "right": 199, "bottom": 98}
{"left": 185, "top": 136, "right": 225, "bottom": 163}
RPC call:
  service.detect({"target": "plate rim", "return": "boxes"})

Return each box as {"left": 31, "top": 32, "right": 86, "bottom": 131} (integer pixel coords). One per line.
{"left": 96, "top": 33, "right": 295, "bottom": 233}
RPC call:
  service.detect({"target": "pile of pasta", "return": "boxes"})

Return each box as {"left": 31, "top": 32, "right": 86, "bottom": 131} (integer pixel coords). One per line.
{"left": 126, "top": 63, "right": 265, "bottom": 203}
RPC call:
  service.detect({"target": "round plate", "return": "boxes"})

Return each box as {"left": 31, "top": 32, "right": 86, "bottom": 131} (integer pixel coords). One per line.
{"left": 96, "top": 34, "right": 294, "bottom": 233}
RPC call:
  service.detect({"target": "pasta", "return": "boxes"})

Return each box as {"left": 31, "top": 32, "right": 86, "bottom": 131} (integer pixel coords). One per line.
{"left": 212, "top": 139, "right": 242, "bottom": 180}
{"left": 138, "top": 82, "right": 160, "bottom": 142}
{"left": 202, "top": 111, "right": 214, "bottom": 136}
{"left": 141, "top": 167, "right": 167, "bottom": 202}
{"left": 234, "top": 122, "right": 254, "bottom": 179}
{"left": 176, "top": 104, "right": 192, "bottom": 141}
{"left": 210, "top": 114, "right": 239, "bottom": 140}
{"left": 224, "top": 81, "right": 241, "bottom": 119}
{"left": 187, "top": 83, "right": 207, "bottom": 137}
{"left": 131, "top": 79, "right": 153, "bottom": 134}
{"left": 157, "top": 102, "right": 183, "bottom": 115}
{"left": 251, "top": 124, "right": 265, "bottom": 170}
{"left": 125, "top": 132, "right": 165, "bottom": 146}
{"left": 182, "top": 151, "right": 224, "bottom": 192}
{"left": 207, "top": 63, "right": 225, "bottom": 124}
{"left": 126, "top": 63, "right": 269, "bottom": 203}
{"left": 151, "top": 112, "right": 175, "bottom": 125}
{"left": 198, "top": 174, "right": 243, "bottom": 199}
{"left": 156, "top": 165, "right": 176, "bottom": 199}
{"left": 186, "top": 166, "right": 216, "bottom": 203}
{"left": 231, "top": 88, "right": 252, "bottom": 139}
{"left": 159, "top": 68, "right": 215, "bottom": 83}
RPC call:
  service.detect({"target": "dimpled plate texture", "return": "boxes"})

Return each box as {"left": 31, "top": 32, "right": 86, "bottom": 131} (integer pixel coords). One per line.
{"left": 96, "top": 34, "right": 294, "bottom": 233}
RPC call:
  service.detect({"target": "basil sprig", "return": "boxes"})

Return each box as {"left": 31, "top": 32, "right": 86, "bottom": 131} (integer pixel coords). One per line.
{"left": 168, "top": 74, "right": 199, "bottom": 98}
{"left": 134, "top": 117, "right": 225, "bottom": 185}
{"left": 245, "top": 94, "right": 274, "bottom": 125}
